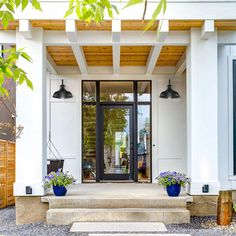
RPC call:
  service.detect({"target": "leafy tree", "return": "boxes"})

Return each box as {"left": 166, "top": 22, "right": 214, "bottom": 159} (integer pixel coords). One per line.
{"left": 0, "top": 47, "right": 33, "bottom": 96}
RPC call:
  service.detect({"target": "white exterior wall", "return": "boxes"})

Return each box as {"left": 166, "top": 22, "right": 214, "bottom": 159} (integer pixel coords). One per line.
{"left": 48, "top": 73, "right": 187, "bottom": 183}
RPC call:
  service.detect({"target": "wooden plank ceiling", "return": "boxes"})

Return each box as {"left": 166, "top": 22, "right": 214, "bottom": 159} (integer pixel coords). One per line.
{"left": 47, "top": 46, "right": 78, "bottom": 66}
{"left": 83, "top": 46, "right": 112, "bottom": 66}
{"left": 47, "top": 45, "right": 186, "bottom": 67}
{"left": 120, "top": 46, "right": 151, "bottom": 66}
{"left": 156, "top": 46, "right": 186, "bottom": 66}
{"left": 1, "top": 20, "right": 236, "bottom": 30}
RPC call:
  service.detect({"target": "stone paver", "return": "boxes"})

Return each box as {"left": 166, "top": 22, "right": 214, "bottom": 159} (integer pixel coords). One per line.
{"left": 70, "top": 222, "right": 167, "bottom": 232}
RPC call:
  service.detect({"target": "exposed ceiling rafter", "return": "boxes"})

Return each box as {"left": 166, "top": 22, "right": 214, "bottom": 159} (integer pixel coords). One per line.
{"left": 112, "top": 19, "right": 121, "bottom": 74}
{"left": 19, "top": 20, "right": 32, "bottom": 39}
{"left": 201, "top": 20, "right": 215, "bottom": 40}
{"left": 65, "top": 20, "right": 88, "bottom": 74}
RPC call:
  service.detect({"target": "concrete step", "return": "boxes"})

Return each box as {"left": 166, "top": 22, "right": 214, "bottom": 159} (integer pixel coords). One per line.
{"left": 42, "top": 196, "right": 187, "bottom": 209}
{"left": 70, "top": 222, "right": 167, "bottom": 232}
{"left": 46, "top": 208, "right": 190, "bottom": 225}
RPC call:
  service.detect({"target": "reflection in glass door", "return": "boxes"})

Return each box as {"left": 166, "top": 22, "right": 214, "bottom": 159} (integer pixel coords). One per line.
{"left": 100, "top": 106, "right": 133, "bottom": 180}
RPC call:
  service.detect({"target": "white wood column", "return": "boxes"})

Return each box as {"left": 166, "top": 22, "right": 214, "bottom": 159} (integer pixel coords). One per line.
{"left": 186, "top": 28, "right": 220, "bottom": 195}
{"left": 14, "top": 28, "right": 47, "bottom": 196}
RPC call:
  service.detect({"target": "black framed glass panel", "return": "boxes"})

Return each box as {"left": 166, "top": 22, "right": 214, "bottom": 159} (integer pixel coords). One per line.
{"left": 137, "top": 105, "right": 151, "bottom": 182}
{"left": 101, "top": 106, "right": 133, "bottom": 180}
{"left": 82, "top": 105, "right": 96, "bottom": 182}
{"left": 83, "top": 81, "right": 96, "bottom": 102}
{"left": 138, "top": 81, "right": 151, "bottom": 102}
{"left": 100, "top": 81, "right": 134, "bottom": 102}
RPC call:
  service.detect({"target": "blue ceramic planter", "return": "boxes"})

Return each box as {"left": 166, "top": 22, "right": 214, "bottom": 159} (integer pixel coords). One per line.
{"left": 166, "top": 184, "right": 181, "bottom": 197}
{"left": 53, "top": 185, "right": 67, "bottom": 196}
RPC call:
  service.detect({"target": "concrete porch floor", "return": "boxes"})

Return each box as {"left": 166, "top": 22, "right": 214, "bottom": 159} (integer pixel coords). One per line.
{"left": 42, "top": 183, "right": 193, "bottom": 201}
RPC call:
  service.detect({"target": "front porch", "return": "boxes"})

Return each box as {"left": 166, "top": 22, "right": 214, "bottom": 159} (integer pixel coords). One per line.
{"left": 42, "top": 183, "right": 192, "bottom": 225}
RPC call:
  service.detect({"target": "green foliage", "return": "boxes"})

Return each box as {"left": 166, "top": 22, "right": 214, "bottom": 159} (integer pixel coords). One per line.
{"left": 145, "top": 0, "right": 167, "bottom": 31}
{"left": 124, "top": 0, "right": 167, "bottom": 31}
{"left": 123, "top": 0, "right": 143, "bottom": 9}
{"left": 0, "top": 47, "right": 33, "bottom": 97}
{"left": 156, "top": 171, "right": 190, "bottom": 188}
{"left": 44, "top": 169, "right": 76, "bottom": 188}
{"left": 0, "top": 0, "right": 42, "bottom": 29}
{"left": 64, "top": 0, "right": 119, "bottom": 22}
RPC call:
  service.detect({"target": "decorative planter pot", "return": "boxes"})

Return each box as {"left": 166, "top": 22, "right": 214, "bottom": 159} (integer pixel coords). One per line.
{"left": 166, "top": 184, "right": 181, "bottom": 197}
{"left": 53, "top": 185, "right": 67, "bottom": 196}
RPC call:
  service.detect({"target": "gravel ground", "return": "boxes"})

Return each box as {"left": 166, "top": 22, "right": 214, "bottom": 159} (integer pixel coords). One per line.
{"left": 1, "top": 206, "right": 236, "bottom": 236}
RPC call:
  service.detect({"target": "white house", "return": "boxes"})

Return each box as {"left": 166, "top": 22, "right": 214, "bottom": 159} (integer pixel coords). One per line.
{"left": 2, "top": 0, "right": 236, "bottom": 224}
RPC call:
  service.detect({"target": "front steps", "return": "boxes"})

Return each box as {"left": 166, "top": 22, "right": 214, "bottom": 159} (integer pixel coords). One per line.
{"left": 46, "top": 207, "right": 190, "bottom": 225}
{"left": 42, "top": 195, "right": 190, "bottom": 225}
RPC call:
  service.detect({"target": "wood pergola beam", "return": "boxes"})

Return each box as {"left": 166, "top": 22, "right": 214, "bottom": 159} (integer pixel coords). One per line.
{"left": 65, "top": 20, "right": 88, "bottom": 74}
{"left": 146, "top": 46, "right": 162, "bottom": 75}
{"left": 175, "top": 51, "right": 186, "bottom": 78}
{"left": 112, "top": 20, "right": 121, "bottom": 74}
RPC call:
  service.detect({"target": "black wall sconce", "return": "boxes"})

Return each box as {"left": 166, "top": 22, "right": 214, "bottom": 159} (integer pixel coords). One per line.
{"left": 53, "top": 80, "right": 73, "bottom": 99}
{"left": 160, "top": 80, "right": 180, "bottom": 99}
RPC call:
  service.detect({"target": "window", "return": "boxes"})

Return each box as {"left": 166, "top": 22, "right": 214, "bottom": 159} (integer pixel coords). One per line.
{"left": 138, "top": 81, "right": 151, "bottom": 102}
{"left": 83, "top": 81, "right": 96, "bottom": 102}
{"left": 82, "top": 105, "right": 96, "bottom": 182}
{"left": 100, "top": 81, "right": 134, "bottom": 102}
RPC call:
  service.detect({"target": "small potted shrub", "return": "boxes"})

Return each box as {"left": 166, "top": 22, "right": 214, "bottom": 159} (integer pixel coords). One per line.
{"left": 44, "top": 169, "right": 76, "bottom": 196}
{"left": 156, "top": 171, "right": 190, "bottom": 197}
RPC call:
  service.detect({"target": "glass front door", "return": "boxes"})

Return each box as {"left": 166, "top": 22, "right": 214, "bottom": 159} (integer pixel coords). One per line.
{"left": 100, "top": 105, "right": 133, "bottom": 180}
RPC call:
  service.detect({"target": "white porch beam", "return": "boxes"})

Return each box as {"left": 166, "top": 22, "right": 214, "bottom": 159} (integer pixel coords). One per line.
{"left": 157, "top": 20, "right": 169, "bottom": 42}
{"left": 71, "top": 45, "right": 88, "bottom": 74}
{"left": 19, "top": 20, "right": 32, "bottom": 39}
{"left": 112, "top": 20, "right": 121, "bottom": 74}
{"left": 146, "top": 46, "right": 162, "bottom": 75}
{"left": 65, "top": 20, "right": 88, "bottom": 74}
{"left": 47, "top": 53, "right": 58, "bottom": 74}
{"left": 174, "top": 51, "right": 186, "bottom": 78}
{"left": 66, "top": 20, "right": 77, "bottom": 42}
{"left": 44, "top": 31, "right": 190, "bottom": 46}
{"left": 201, "top": 20, "right": 215, "bottom": 40}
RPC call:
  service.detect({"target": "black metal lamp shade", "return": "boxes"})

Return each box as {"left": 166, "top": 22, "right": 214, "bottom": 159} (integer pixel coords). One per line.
{"left": 159, "top": 80, "right": 180, "bottom": 99}
{"left": 53, "top": 80, "right": 73, "bottom": 99}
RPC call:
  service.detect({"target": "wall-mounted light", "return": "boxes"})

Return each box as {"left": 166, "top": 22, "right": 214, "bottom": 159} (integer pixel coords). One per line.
{"left": 53, "top": 80, "right": 73, "bottom": 99}
{"left": 159, "top": 80, "right": 180, "bottom": 99}
{"left": 202, "top": 184, "right": 209, "bottom": 193}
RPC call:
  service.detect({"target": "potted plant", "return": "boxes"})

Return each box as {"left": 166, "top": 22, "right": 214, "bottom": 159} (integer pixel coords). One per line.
{"left": 44, "top": 169, "right": 76, "bottom": 196}
{"left": 156, "top": 171, "right": 190, "bottom": 197}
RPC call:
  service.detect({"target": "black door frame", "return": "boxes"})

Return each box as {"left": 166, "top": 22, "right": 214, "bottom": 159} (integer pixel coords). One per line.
{"left": 82, "top": 80, "right": 152, "bottom": 183}
{"left": 99, "top": 104, "right": 134, "bottom": 181}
